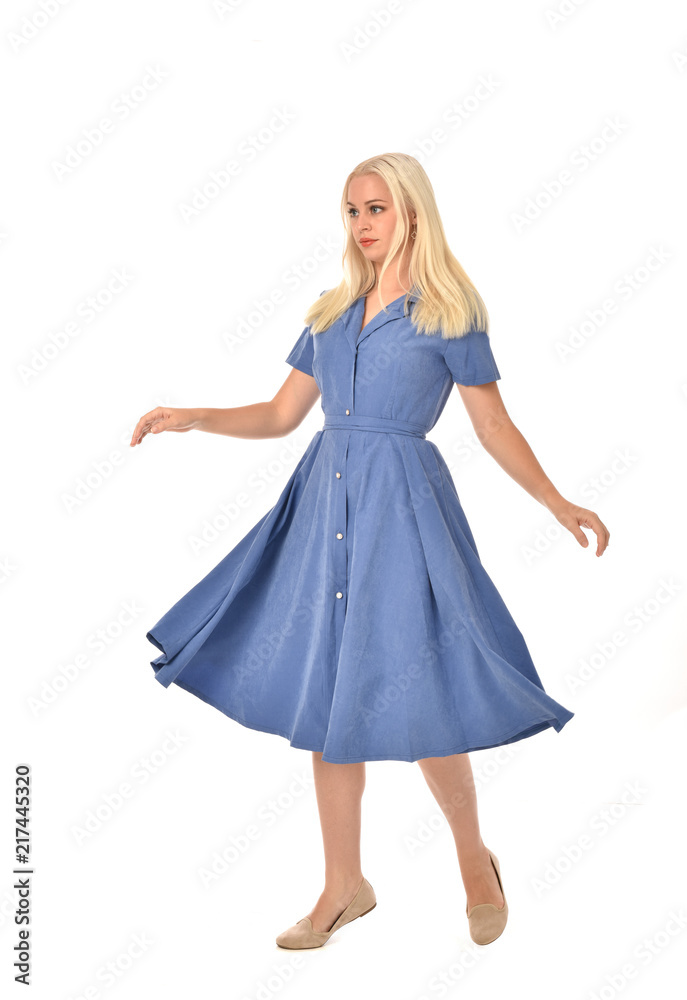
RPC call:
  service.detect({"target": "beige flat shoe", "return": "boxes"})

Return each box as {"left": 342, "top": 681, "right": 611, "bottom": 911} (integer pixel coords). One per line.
{"left": 275, "top": 876, "right": 376, "bottom": 949}
{"left": 466, "top": 849, "right": 508, "bottom": 945}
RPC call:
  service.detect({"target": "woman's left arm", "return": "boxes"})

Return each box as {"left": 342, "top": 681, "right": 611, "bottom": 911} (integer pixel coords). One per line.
{"left": 455, "top": 382, "right": 611, "bottom": 557}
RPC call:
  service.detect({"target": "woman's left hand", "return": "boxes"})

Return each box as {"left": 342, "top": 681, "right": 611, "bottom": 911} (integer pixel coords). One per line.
{"left": 550, "top": 501, "right": 610, "bottom": 557}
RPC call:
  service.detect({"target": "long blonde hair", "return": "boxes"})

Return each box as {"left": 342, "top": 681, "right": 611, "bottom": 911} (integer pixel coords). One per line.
{"left": 304, "top": 152, "right": 489, "bottom": 339}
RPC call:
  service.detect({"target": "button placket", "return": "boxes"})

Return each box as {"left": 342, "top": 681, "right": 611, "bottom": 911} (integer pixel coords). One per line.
{"left": 351, "top": 338, "right": 359, "bottom": 413}
{"left": 332, "top": 344, "right": 354, "bottom": 616}
{"left": 324, "top": 432, "right": 350, "bottom": 710}
{"left": 338, "top": 340, "right": 357, "bottom": 606}
{"left": 327, "top": 324, "right": 363, "bottom": 703}
{"left": 332, "top": 435, "right": 350, "bottom": 620}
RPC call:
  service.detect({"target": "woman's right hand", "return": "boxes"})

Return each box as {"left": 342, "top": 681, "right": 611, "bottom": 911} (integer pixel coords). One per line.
{"left": 129, "top": 407, "right": 203, "bottom": 447}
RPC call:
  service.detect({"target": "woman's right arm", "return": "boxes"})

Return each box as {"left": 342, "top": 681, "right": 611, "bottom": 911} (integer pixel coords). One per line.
{"left": 129, "top": 368, "right": 321, "bottom": 447}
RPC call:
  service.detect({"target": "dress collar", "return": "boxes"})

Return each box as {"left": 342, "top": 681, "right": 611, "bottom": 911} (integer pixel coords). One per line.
{"left": 344, "top": 288, "right": 418, "bottom": 351}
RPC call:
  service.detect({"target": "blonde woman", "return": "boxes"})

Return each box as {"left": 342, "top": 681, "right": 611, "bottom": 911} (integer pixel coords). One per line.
{"left": 131, "top": 152, "right": 609, "bottom": 949}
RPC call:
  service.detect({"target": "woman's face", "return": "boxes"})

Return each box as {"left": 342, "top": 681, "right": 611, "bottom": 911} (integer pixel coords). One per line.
{"left": 346, "top": 174, "right": 415, "bottom": 270}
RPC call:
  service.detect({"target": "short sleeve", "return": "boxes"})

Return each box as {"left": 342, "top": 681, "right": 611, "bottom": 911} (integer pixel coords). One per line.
{"left": 284, "top": 289, "right": 329, "bottom": 377}
{"left": 442, "top": 329, "right": 501, "bottom": 385}
{"left": 285, "top": 325, "right": 314, "bottom": 376}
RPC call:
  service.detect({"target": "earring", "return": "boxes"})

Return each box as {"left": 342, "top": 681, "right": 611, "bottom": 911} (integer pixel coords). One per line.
{"left": 411, "top": 227, "right": 417, "bottom": 239}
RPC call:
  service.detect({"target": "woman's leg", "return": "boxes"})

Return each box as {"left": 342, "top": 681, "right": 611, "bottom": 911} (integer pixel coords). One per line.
{"left": 305, "top": 751, "right": 367, "bottom": 933}
{"left": 417, "top": 753, "right": 504, "bottom": 912}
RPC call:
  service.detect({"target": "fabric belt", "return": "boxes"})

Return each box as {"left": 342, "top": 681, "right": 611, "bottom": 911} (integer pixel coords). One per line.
{"left": 322, "top": 414, "right": 427, "bottom": 439}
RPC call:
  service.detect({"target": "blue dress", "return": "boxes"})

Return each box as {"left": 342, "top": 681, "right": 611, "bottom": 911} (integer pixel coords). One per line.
{"left": 146, "top": 290, "right": 574, "bottom": 764}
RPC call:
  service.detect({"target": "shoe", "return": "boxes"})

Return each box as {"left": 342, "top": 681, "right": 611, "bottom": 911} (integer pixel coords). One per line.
{"left": 466, "top": 849, "right": 508, "bottom": 945}
{"left": 275, "top": 876, "right": 376, "bottom": 949}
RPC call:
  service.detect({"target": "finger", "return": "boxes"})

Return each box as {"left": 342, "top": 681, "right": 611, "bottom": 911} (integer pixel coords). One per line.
{"left": 144, "top": 411, "right": 170, "bottom": 439}
{"left": 576, "top": 530, "right": 590, "bottom": 548}
{"left": 134, "top": 421, "right": 153, "bottom": 445}
{"left": 131, "top": 409, "right": 160, "bottom": 446}
{"left": 594, "top": 527, "right": 606, "bottom": 556}
{"left": 583, "top": 514, "right": 610, "bottom": 557}
{"left": 600, "top": 525, "right": 611, "bottom": 556}
{"left": 569, "top": 518, "right": 590, "bottom": 548}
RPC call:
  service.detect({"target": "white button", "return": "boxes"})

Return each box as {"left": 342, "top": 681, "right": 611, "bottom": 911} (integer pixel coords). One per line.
{"left": 336, "top": 472, "right": 341, "bottom": 478}
{"left": 336, "top": 532, "right": 343, "bottom": 539}
{"left": 336, "top": 592, "right": 343, "bottom": 599}
{"left": 345, "top": 409, "right": 350, "bottom": 415}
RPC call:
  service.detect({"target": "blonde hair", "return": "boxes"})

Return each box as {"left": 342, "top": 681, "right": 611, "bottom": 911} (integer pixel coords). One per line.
{"left": 304, "top": 152, "right": 489, "bottom": 339}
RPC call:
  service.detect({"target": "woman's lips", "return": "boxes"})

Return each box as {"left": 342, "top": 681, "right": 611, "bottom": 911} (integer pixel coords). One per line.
{"left": 360, "top": 239, "right": 376, "bottom": 246}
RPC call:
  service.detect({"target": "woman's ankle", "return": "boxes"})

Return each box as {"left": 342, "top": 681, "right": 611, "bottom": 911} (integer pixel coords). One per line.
{"left": 323, "top": 872, "right": 364, "bottom": 896}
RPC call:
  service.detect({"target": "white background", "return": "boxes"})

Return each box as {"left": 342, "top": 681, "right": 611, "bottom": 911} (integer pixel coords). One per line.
{"left": 3, "top": 0, "right": 687, "bottom": 998}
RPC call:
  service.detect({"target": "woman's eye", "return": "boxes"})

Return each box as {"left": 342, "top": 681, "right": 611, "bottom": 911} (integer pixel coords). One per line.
{"left": 347, "top": 205, "right": 382, "bottom": 217}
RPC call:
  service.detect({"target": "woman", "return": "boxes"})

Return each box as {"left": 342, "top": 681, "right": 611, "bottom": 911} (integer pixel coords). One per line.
{"left": 131, "top": 152, "right": 609, "bottom": 950}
